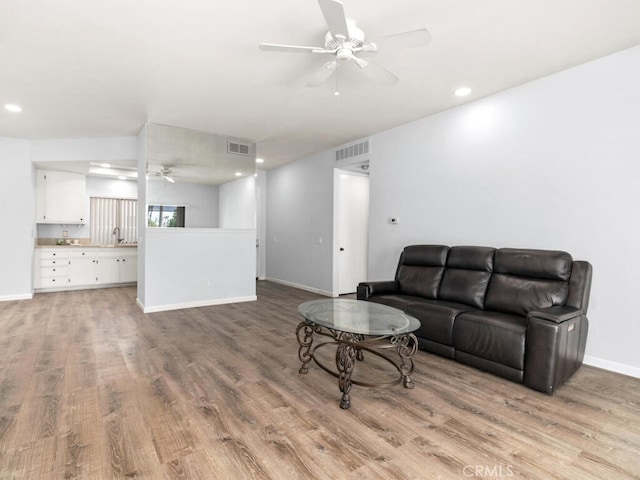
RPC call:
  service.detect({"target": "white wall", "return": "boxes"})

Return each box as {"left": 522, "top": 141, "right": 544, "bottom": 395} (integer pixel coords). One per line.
{"left": 147, "top": 180, "right": 219, "bottom": 228}
{"left": 219, "top": 175, "right": 256, "bottom": 229}
{"left": 137, "top": 125, "right": 257, "bottom": 312}
{"left": 30, "top": 137, "right": 138, "bottom": 162}
{"left": 141, "top": 228, "right": 256, "bottom": 312}
{"left": 136, "top": 126, "right": 148, "bottom": 307}
{"left": 265, "top": 150, "right": 335, "bottom": 296}
{"left": 256, "top": 169, "right": 267, "bottom": 279}
{"left": 0, "top": 137, "right": 34, "bottom": 300}
{"left": 367, "top": 46, "right": 640, "bottom": 377}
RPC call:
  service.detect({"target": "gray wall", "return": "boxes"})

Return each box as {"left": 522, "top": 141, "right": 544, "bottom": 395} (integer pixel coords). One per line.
{"left": 367, "top": 46, "right": 640, "bottom": 377}
{"left": 265, "top": 149, "right": 335, "bottom": 295}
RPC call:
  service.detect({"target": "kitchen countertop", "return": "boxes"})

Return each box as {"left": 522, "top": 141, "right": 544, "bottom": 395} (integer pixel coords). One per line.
{"left": 35, "top": 244, "right": 138, "bottom": 248}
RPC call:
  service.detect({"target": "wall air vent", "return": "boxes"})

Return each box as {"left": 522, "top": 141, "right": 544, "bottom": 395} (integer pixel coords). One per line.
{"left": 335, "top": 139, "right": 370, "bottom": 163}
{"left": 227, "top": 141, "right": 250, "bottom": 156}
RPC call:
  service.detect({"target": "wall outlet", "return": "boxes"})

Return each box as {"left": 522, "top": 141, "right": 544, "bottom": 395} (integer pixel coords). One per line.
{"left": 62, "top": 230, "right": 69, "bottom": 237}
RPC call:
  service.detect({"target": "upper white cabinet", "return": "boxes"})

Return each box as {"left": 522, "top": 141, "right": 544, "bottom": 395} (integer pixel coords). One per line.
{"left": 36, "top": 170, "right": 86, "bottom": 224}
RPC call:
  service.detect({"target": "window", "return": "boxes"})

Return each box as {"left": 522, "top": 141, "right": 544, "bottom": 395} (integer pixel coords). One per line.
{"left": 147, "top": 205, "right": 186, "bottom": 228}
{"left": 90, "top": 197, "right": 138, "bottom": 244}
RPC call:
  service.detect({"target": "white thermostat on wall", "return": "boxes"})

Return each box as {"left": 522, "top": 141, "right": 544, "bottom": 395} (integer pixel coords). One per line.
{"left": 389, "top": 217, "right": 399, "bottom": 224}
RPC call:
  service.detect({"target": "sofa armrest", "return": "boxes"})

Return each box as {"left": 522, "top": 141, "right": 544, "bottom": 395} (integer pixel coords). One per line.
{"left": 527, "top": 306, "right": 583, "bottom": 324}
{"left": 357, "top": 281, "right": 399, "bottom": 300}
{"left": 524, "top": 311, "right": 588, "bottom": 394}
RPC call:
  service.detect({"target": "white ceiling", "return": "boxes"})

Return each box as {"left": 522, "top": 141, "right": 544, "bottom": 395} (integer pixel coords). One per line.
{"left": 2, "top": 0, "right": 640, "bottom": 169}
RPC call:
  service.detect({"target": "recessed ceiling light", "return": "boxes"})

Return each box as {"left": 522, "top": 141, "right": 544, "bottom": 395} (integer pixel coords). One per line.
{"left": 4, "top": 104, "right": 22, "bottom": 113}
{"left": 454, "top": 87, "right": 471, "bottom": 97}
{"left": 235, "top": 172, "right": 242, "bottom": 177}
{"left": 256, "top": 158, "right": 264, "bottom": 164}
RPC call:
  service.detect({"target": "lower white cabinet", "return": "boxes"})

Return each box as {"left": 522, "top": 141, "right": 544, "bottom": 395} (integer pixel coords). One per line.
{"left": 96, "top": 251, "right": 138, "bottom": 284}
{"left": 35, "top": 247, "right": 137, "bottom": 291}
{"left": 68, "top": 251, "right": 99, "bottom": 286}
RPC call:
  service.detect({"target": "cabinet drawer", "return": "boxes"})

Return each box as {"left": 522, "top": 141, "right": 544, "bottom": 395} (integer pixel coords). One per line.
{"left": 40, "top": 258, "right": 69, "bottom": 267}
{"left": 39, "top": 277, "right": 70, "bottom": 287}
{"left": 39, "top": 250, "right": 68, "bottom": 260}
{"left": 40, "top": 266, "right": 69, "bottom": 278}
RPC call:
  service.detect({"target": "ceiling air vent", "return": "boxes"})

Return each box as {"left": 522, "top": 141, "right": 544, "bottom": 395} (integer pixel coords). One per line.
{"left": 228, "top": 141, "right": 250, "bottom": 156}
{"left": 335, "top": 139, "right": 370, "bottom": 163}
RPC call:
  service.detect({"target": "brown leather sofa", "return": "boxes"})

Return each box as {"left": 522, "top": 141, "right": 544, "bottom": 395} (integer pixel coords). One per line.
{"left": 357, "top": 245, "right": 592, "bottom": 394}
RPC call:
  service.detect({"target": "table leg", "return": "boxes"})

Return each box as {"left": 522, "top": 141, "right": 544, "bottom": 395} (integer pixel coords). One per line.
{"left": 296, "top": 321, "right": 315, "bottom": 374}
{"left": 336, "top": 339, "right": 356, "bottom": 409}
{"left": 393, "top": 333, "right": 418, "bottom": 389}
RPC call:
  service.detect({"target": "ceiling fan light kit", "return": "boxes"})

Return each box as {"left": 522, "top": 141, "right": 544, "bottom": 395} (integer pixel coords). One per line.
{"left": 259, "top": 0, "right": 430, "bottom": 91}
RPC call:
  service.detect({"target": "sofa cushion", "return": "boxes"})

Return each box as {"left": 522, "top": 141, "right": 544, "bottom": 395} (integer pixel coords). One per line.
{"left": 453, "top": 310, "right": 528, "bottom": 370}
{"left": 397, "top": 245, "right": 449, "bottom": 299}
{"left": 485, "top": 274, "right": 569, "bottom": 317}
{"left": 368, "top": 294, "right": 422, "bottom": 312}
{"left": 439, "top": 269, "right": 491, "bottom": 309}
{"left": 494, "top": 248, "right": 572, "bottom": 281}
{"left": 446, "top": 246, "right": 495, "bottom": 271}
{"left": 484, "top": 248, "right": 572, "bottom": 316}
{"left": 438, "top": 246, "right": 494, "bottom": 308}
{"left": 405, "top": 299, "right": 475, "bottom": 346}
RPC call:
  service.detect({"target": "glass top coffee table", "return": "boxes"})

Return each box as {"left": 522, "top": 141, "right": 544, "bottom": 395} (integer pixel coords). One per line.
{"left": 296, "top": 298, "right": 421, "bottom": 409}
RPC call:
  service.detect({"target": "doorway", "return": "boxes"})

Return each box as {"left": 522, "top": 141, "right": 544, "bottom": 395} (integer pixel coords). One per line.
{"left": 334, "top": 169, "right": 369, "bottom": 295}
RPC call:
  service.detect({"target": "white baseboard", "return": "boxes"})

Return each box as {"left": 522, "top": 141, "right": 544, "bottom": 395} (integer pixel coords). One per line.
{"left": 584, "top": 355, "right": 640, "bottom": 379}
{"left": 264, "top": 277, "right": 336, "bottom": 297}
{"left": 138, "top": 295, "right": 257, "bottom": 313}
{"left": 0, "top": 292, "right": 33, "bottom": 302}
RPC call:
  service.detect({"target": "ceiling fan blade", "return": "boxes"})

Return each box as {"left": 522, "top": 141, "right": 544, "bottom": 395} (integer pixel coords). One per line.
{"left": 318, "top": 0, "right": 350, "bottom": 40}
{"left": 259, "top": 43, "right": 326, "bottom": 53}
{"left": 361, "top": 59, "right": 398, "bottom": 86}
{"left": 306, "top": 61, "right": 338, "bottom": 87}
{"left": 365, "top": 28, "right": 432, "bottom": 52}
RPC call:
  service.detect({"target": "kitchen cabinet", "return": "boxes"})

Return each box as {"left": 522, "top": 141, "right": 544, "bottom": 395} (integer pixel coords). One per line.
{"left": 36, "top": 170, "right": 86, "bottom": 224}
{"left": 119, "top": 253, "right": 138, "bottom": 283}
{"left": 35, "top": 247, "right": 137, "bottom": 291}
{"left": 96, "top": 250, "right": 137, "bottom": 284}
{"left": 68, "top": 250, "right": 99, "bottom": 286}
{"left": 35, "top": 249, "right": 70, "bottom": 288}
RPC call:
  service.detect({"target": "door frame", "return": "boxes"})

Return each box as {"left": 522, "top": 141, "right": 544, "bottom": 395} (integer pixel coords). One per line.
{"left": 332, "top": 167, "right": 370, "bottom": 296}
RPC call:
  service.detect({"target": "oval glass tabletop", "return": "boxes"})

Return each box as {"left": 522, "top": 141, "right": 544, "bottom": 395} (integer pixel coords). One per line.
{"left": 298, "top": 299, "right": 420, "bottom": 336}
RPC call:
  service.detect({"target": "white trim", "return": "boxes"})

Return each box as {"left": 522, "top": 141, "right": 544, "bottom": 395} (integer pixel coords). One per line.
{"left": 0, "top": 292, "right": 33, "bottom": 301}
{"left": 265, "top": 277, "right": 337, "bottom": 297}
{"left": 584, "top": 355, "right": 640, "bottom": 379}
{"left": 35, "top": 282, "right": 136, "bottom": 294}
{"left": 138, "top": 295, "right": 257, "bottom": 313}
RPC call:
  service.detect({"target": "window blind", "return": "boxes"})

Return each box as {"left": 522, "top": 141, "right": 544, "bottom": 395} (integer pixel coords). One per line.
{"left": 90, "top": 197, "right": 137, "bottom": 244}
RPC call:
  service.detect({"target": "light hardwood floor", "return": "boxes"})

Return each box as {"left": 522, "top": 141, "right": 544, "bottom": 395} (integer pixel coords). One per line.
{"left": 1, "top": 281, "right": 639, "bottom": 479}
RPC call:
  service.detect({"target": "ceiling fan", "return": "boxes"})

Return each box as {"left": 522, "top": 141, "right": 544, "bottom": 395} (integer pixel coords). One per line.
{"left": 259, "top": 0, "right": 431, "bottom": 91}
{"left": 155, "top": 166, "right": 176, "bottom": 183}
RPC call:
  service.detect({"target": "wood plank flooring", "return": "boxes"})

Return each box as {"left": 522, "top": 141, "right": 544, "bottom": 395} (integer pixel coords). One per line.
{"left": 1, "top": 281, "right": 639, "bottom": 479}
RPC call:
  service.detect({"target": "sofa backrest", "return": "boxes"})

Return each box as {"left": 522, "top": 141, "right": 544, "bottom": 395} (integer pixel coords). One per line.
{"left": 395, "top": 245, "right": 585, "bottom": 316}
{"left": 396, "top": 245, "right": 449, "bottom": 299}
{"left": 438, "top": 246, "right": 495, "bottom": 309}
{"left": 484, "top": 248, "right": 572, "bottom": 316}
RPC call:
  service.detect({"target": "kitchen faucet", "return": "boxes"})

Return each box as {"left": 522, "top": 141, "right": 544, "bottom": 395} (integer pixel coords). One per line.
{"left": 112, "top": 226, "right": 124, "bottom": 244}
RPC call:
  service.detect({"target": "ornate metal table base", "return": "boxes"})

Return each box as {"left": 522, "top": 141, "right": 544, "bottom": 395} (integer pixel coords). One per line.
{"left": 296, "top": 320, "right": 418, "bottom": 409}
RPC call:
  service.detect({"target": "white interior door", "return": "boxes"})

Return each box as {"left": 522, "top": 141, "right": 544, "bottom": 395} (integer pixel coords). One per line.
{"left": 337, "top": 171, "right": 369, "bottom": 295}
